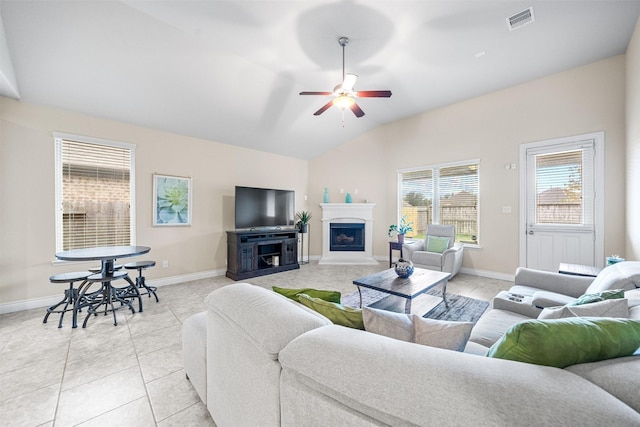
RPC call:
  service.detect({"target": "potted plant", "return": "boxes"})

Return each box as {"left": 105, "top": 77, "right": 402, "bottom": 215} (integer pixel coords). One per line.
{"left": 388, "top": 215, "right": 413, "bottom": 243}
{"left": 296, "top": 211, "right": 312, "bottom": 233}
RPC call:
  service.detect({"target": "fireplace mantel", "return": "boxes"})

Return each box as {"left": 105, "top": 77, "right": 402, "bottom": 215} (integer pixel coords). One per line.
{"left": 319, "top": 203, "right": 377, "bottom": 265}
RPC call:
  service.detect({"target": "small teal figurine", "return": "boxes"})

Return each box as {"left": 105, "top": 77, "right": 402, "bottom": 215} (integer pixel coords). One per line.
{"left": 323, "top": 187, "right": 329, "bottom": 203}
{"left": 345, "top": 192, "right": 352, "bottom": 203}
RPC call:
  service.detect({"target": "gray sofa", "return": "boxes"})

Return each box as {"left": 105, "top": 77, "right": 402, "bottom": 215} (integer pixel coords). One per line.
{"left": 182, "top": 264, "right": 640, "bottom": 426}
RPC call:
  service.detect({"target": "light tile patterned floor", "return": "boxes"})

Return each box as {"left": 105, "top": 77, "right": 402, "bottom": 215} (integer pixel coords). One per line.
{"left": 0, "top": 262, "right": 511, "bottom": 426}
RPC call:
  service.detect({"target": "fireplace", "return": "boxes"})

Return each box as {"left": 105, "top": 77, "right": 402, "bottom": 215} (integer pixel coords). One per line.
{"left": 319, "top": 203, "right": 377, "bottom": 265}
{"left": 330, "top": 223, "right": 365, "bottom": 252}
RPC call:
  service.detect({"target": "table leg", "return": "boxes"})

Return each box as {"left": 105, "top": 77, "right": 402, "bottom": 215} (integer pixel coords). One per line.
{"left": 442, "top": 280, "right": 449, "bottom": 309}
{"left": 404, "top": 298, "right": 412, "bottom": 314}
{"left": 102, "top": 259, "right": 115, "bottom": 275}
{"left": 357, "top": 286, "right": 363, "bottom": 308}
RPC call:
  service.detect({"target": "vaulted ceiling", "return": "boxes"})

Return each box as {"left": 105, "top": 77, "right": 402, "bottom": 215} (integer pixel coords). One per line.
{"left": 1, "top": 1, "right": 639, "bottom": 159}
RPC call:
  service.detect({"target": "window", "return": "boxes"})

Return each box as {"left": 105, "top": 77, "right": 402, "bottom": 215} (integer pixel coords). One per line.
{"left": 533, "top": 149, "right": 588, "bottom": 225}
{"left": 55, "top": 134, "right": 136, "bottom": 252}
{"left": 397, "top": 160, "right": 479, "bottom": 245}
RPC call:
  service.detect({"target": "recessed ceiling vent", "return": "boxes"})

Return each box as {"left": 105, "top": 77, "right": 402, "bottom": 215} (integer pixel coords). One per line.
{"left": 507, "top": 7, "right": 535, "bottom": 31}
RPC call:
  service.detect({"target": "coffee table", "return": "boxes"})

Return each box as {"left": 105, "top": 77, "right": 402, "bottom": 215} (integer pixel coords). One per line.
{"left": 352, "top": 268, "right": 451, "bottom": 314}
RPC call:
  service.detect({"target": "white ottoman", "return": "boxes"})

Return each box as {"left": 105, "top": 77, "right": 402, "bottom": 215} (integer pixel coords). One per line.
{"left": 182, "top": 311, "right": 207, "bottom": 404}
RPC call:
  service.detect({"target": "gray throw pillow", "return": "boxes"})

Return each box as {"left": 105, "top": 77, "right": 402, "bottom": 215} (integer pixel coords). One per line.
{"left": 538, "top": 298, "right": 629, "bottom": 320}
{"left": 363, "top": 307, "right": 473, "bottom": 352}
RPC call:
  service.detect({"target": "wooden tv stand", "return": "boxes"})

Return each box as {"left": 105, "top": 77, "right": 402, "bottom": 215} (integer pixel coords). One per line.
{"left": 226, "top": 230, "right": 299, "bottom": 281}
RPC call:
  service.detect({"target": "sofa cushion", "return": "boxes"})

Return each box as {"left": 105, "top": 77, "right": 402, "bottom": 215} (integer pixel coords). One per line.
{"left": 426, "top": 236, "right": 449, "bottom": 253}
{"left": 538, "top": 299, "right": 629, "bottom": 320}
{"left": 272, "top": 286, "right": 341, "bottom": 303}
{"left": 468, "top": 309, "right": 530, "bottom": 349}
{"left": 565, "top": 355, "right": 640, "bottom": 413}
{"left": 362, "top": 307, "right": 472, "bottom": 351}
{"left": 297, "top": 294, "right": 364, "bottom": 330}
{"left": 487, "top": 317, "right": 640, "bottom": 368}
{"left": 570, "top": 289, "right": 625, "bottom": 306}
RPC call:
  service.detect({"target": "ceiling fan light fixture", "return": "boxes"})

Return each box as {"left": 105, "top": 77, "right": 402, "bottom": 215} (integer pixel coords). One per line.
{"left": 333, "top": 95, "right": 355, "bottom": 109}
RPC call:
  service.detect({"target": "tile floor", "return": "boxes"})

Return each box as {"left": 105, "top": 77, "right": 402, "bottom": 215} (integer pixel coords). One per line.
{"left": 0, "top": 262, "right": 512, "bottom": 427}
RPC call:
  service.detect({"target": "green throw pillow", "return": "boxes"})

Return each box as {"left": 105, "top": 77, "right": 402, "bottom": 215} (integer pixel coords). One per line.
{"left": 297, "top": 294, "right": 364, "bottom": 330}
{"left": 426, "top": 236, "right": 450, "bottom": 253}
{"left": 570, "top": 289, "right": 625, "bottom": 306}
{"left": 487, "top": 317, "right": 640, "bottom": 368}
{"left": 272, "top": 286, "right": 341, "bottom": 303}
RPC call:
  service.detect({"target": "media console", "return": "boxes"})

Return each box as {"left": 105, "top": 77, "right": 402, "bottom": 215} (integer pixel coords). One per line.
{"left": 226, "top": 230, "right": 299, "bottom": 280}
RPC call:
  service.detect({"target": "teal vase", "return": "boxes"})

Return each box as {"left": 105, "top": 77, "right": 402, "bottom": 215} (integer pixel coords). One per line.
{"left": 345, "top": 193, "right": 352, "bottom": 203}
{"left": 323, "top": 188, "right": 329, "bottom": 203}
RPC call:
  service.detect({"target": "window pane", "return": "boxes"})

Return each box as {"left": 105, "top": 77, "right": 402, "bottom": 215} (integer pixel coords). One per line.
{"left": 400, "top": 169, "right": 432, "bottom": 238}
{"left": 535, "top": 150, "right": 582, "bottom": 225}
{"left": 439, "top": 164, "right": 479, "bottom": 243}
{"left": 58, "top": 138, "right": 132, "bottom": 250}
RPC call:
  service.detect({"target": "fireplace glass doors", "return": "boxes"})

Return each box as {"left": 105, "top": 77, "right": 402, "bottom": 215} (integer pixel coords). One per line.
{"left": 329, "top": 223, "right": 365, "bottom": 252}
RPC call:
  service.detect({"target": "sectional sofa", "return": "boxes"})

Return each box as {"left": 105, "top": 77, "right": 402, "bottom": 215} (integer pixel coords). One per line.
{"left": 182, "top": 263, "right": 640, "bottom": 426}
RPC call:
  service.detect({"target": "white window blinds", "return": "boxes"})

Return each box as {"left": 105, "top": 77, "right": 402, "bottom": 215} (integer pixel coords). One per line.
{"left": 55, "top": 135, "right": 135, "bottom": 251}
{"left": 398, "top": 161, "right": 479, "bottom": 244}
{"left": 530, "top": 141, "right": 594, "bottom": 226}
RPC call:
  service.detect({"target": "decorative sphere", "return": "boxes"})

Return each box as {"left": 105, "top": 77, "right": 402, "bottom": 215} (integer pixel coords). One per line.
{"left": 394, "top": 258, "right": 414, "bottom": 278}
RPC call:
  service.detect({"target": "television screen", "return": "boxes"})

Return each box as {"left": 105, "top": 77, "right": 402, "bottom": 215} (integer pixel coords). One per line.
{"left": 235, "top": 186, "right": 295, "bottom": 230}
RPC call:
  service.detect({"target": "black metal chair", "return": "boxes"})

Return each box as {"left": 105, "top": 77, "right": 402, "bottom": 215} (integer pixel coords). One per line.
{"left": 124, "top": 260, "right": 158, "bottom": 302}
{"left": 44, "top": 271, "right": 92, "bottom": 328}
{"left": 79, "top": 270, "right": 142, "bottom": 327}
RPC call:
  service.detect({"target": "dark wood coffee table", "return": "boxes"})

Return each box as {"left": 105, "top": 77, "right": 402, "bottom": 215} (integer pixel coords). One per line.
{"left": 353, "top": 268, "right": 451, "bottom": 314}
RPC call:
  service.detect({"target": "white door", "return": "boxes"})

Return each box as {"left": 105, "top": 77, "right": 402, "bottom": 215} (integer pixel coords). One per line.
{"left": 520, "top": 132, "right": 604, "bottom": 271}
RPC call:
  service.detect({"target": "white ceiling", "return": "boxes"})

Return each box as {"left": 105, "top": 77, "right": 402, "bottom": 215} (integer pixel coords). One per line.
{"left": 1, "top": 1, "right": 639, "bottom": 159}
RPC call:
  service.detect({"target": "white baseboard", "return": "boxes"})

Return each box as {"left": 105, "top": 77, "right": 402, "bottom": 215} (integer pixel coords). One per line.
{"left": 0, "top": 265, "right": 513, "bottom": 315}
{"left": 459, "top": 267, "right": 514, "bottom": 282}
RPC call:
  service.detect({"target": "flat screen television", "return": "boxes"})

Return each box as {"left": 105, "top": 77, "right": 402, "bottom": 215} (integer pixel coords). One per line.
{"left": 234, "top": 186, "right": 295, "bottom": 231}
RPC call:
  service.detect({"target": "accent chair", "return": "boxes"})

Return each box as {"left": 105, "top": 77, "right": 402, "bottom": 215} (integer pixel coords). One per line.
{"left": 402, "top": 224, "right": 464, "bottom": 278}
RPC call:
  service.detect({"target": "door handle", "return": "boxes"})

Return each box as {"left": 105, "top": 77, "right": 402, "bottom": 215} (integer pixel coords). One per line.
{"left": 528, "top": 230, "right": 534, "bottom": 235}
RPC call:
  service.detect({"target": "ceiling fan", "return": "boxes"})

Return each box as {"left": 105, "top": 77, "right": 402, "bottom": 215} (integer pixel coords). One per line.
{"left": 300, "top": 36, "right": 392, "bottom": 119}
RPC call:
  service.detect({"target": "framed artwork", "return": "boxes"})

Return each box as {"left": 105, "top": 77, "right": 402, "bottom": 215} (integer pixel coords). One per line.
{"left": 153, "top": 174, "right": 192, "bottom": 226}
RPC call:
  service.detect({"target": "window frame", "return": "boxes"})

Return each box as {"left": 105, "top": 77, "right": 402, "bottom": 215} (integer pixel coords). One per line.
{"left": 54, "top": 132, "right": 136, "bottom": 253}
{"left": 396, "top": 159, "right": 480, "bottom": 247}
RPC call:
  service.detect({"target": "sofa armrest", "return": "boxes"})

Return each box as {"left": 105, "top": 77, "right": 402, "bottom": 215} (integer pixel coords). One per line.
{"left": 402, "top": 240, "right": 424, "bottom": 259}
{"left": 531, "top": 290, "right": 578, "bottom": 308}
{"left": 515, "top": 267, "right": 593, "bottom": 297}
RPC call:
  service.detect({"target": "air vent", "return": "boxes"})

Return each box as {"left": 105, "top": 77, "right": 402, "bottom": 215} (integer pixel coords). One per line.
{"left": 507, "top": 7, "right": 535, "bottom": 31}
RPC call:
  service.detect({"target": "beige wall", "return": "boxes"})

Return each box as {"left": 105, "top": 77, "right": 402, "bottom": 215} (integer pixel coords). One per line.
{"left": 0, "top": 50, "right": 633, "bottom": 308}
{"left": 627, "top": 17, "right": 640, "bottom": 261}
{"left": 0, "top": 98, "right": 308, "bottom": 306}
{"left": 309, "top": 55, "right": 627, "bottom": 275}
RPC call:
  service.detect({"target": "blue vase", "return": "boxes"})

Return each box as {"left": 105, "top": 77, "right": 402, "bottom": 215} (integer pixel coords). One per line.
{"left": 345, "top": 192, "right": 352, "bottom": 203}
{"left": 394, "top": 258, "right": 414, "bottom": 278}
{"left": 323, "top": 188, "right": 329, "bottom": 203}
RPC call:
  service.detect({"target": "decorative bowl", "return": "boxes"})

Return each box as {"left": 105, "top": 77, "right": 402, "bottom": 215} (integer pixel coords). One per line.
{"left": 394, "top": 258, "right": 414, "bottom": 278}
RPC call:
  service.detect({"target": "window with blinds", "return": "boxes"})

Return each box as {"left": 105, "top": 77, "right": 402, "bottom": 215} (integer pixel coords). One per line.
{"left": 55, "top": 135, "right": 135, "bottom": 251}
{"left": 398, "top": 160, "right": 479, "bottom": 244}
{"left": 534, "top": 149, "right": 583, "bottom": 225}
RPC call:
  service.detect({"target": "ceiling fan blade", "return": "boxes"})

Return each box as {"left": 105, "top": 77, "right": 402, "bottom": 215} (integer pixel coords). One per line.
{"left": 342, "top": 73, "right": 358, "bottom": 91}
{"left": 356, "top": 90, "right": 392, "bottom": 98}
{"left": 350, "top": 103, "right": 365, "bottom": 118}
{"left": 300, "top": 91, "right": 332, "bottom": 96}
{"left": 314, "top": 100, "right": 334, "bottom": 116}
